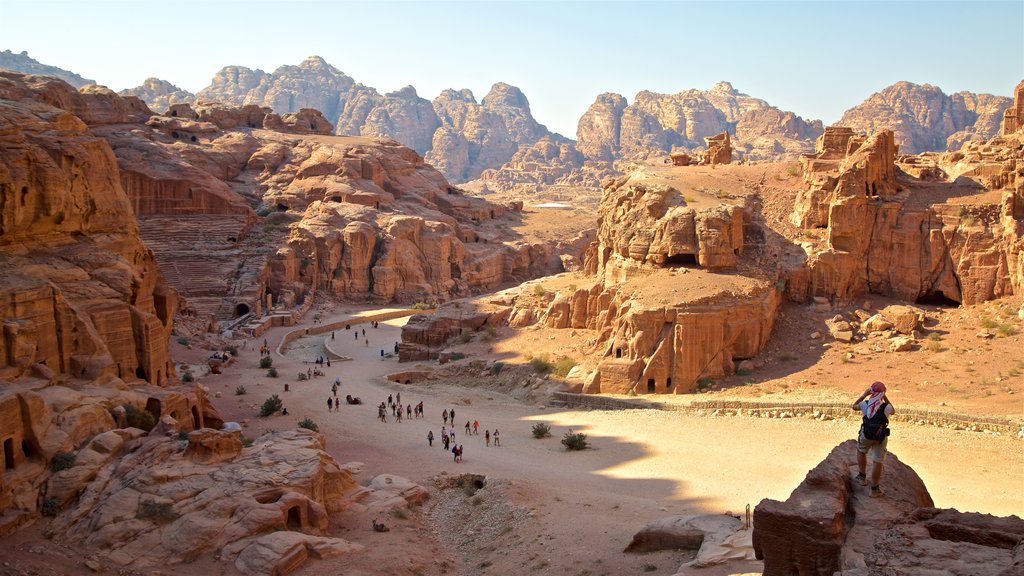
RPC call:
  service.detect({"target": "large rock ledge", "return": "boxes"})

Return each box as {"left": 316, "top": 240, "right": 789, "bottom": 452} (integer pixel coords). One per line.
{"left": 753, "top": 440, "right": 1024, "bottom": 576}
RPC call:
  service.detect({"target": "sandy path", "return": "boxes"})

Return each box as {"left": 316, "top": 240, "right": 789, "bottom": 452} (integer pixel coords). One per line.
{"left": 210, "top": 307, "right": 1024, "bottom": 575}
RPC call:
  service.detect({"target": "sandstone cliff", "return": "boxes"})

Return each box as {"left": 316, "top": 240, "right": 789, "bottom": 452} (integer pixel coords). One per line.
{"left": 788, "top": 124, "right": 1024, "bottom": 305}
{"left": 576, "top": 81, "right": 823, "bottom": 163}
{"left": 0, "top": 50, "right": 95, "bottom": 88}
{"left": 0, "top": 71, "right": 174, "bottom": 386}
{"left": 838, "top": 81, "right": 1012, "bottom": 154}
{"left": 119, "top": 77, "right": 195, "bottom": 113}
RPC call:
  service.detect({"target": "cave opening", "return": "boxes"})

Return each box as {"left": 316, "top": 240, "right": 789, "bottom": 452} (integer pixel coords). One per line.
{"left": 286, "top": 506, "right": 302, "bottom": 531}
{"left": 647, "top": 378, "right": 656, "bottom": 393}
{"left": 235, "top": 303, "right": 251, "bottom": 317}
{"left": 664, "top": 253, "right": 698, "bottom": 267}
{"left": 666, "top": 378, "right": 673, "bottom": 390}
{"left": 3, "top": 438, "right": 14, "bottom": 470}
{"left": 915, "top": 291, "right": 960, "bottom": 307}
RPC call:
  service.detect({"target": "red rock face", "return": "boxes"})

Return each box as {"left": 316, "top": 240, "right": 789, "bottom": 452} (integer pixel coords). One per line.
{"left": 0, "top": 74, "right": 174, "bottom": 385}
{"left": 789, "top": 126, "right": 1023, "bottom": 305}
{"left": 753, "top": 440, "right": 1023, "bottom": 576}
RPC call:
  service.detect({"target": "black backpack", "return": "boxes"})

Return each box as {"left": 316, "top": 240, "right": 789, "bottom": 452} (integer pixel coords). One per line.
{"left": 861, "top": 403, "right": 891, "bottom": 441}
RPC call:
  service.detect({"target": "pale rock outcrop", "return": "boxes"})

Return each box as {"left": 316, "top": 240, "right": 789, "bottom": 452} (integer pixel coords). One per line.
{"left": 48, "top": 429, "right": 361, "bottom": 570}
{"left": 576, "top": 81, "right": 822, "bottom": 163}
{"left": 625, "top": 514, "right": 754, "bottom": 569}
{"left": 0, "top": 49, "right": 95, "bottom": 87}
{"left": 120, "top": 78, "right": 195, "bottom": 113}
{"left": 700, "top": 131, "right": 732, "bottom": 165}
{"left": 1001, "top": 80, "right": 1024, "bottom": 134}
{"left": 838, "top": 81, "right": 1012, "bottom": 154}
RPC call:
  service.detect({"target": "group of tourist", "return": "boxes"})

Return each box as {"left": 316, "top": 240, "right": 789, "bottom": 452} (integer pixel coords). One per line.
{"left": 376, "top": 392, "right": 424, "bottom": 423}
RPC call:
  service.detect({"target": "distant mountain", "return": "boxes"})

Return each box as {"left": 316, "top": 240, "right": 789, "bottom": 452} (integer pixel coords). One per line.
{"left": 838, "top": 82, "right": 1011, "bottom": 154}
{"left": 192, "top": 56, "right": 555, "bottom": 182}
{"left": 120, "top": 78, "right": 194, "bottom": 113}
{"left": 576, "top": 81, "right": 824, "bottom": 162}
{"left": 0, "top": 49, "right": 94, "bottom": 87}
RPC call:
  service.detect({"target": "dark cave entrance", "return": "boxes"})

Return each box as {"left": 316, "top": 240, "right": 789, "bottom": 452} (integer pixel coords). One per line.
{"left": 664, "top": 253, "right": 698, "bottom": 267}
{"left": 915, "top": 291, "right": 960, "bottom": 307}
{"left": 286, "top": 506, "right": 302, "bottom": 531}
{"left": 235, "top": 303, "right": 251, "bottom": 317}
{"left": 647, "top": 378, "right": 656, "bottom": 393}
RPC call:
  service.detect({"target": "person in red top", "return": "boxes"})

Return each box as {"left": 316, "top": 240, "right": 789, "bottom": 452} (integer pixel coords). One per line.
{"left": 852, "top": 381, "right": 896, "bottom": 497}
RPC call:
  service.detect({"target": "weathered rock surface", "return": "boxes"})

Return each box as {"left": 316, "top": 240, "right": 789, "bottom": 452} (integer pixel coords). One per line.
{"left": 0, "top": 50, "right": 95, "bottom": 88}
{"left": 838, "top": 81, "right": 1012, "bottom": 154}
{"left": 625, "top": 514, "right": 754, "bottom": 569}
{"left": 788, "top": 124, "right": 1024, "bottom": 305}
{"left": 119, "top": 77, "right": 195, "bottom": 114}
{"left": 0, "top": 71, "right": 174, "bottom": 385}
{"left": 596, "top": 181, "right": 746, "bottom": 275}
{"left": 47, "top": 429, "right": 375, "bottom": 573}
{"left": 753, "top": 440, "right": 1024, "bottom": 576}
{"left": 576, "top": 81, "right": 823, "bottom": 163}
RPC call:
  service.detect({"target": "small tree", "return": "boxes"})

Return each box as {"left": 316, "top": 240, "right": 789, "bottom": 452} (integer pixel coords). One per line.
{"left": 298, "top": 418, "right": 319, "bottom": 432}
{"left": 181, "top": 371, "right": 195, "bottom": 383}
{"left": 531, "top": 422, "right": 551, "bottom": 439}
{"left": 235, "top": 385, "right": 247, "bottom": 395}
{"left": 267, "top": 367, "right": 278, "bottom": 378}
{"left": 124, "top": 404, "right": 156, "bottom": 431}
{"left": 259, "top": 356, "right": 273, "bottom": 369}
{"left": 260, "top": 394, "right": 283, "bottom": 417}
{"left": 51, "top": 452, "right": 76, "bottom": 472}
{"left": 561, "top": 430, "right": 589, "bottom": 451}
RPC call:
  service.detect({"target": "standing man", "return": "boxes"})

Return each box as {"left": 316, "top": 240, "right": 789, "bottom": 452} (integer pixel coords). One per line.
{"left": 852, "top": 381, "right": 895, "bottom": 497}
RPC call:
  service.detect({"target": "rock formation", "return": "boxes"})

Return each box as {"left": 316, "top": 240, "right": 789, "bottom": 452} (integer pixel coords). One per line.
{"left": 788, "top": 124, "right": 1023, "bottom": 305}
{"left": 1001, "top": 80, "right": 1024, "bottom": 135}
{"left": 0, "top": 50, "right": 95, "bottom": 88}
{"left": 0, "top": 71, "right": 174, "bottom": 385}
{"left": 403, "top": 169, "right": 782, "bottom": 394}
{"left": 190, "top": 57, "right": 560, "bottom": 184}
{"left": 120, "top": 77, "right": 195, "bottom": 114}
{"left": 576, "top": 81, "right": 823, "bottom": 163}
{"left": 838, "top": 81, "right": 1012, "bottom": 154}
{"left": 753, "top": 440, "right": 1024, "bottom": 576}
{"left": 700, "top": 131, "right": 732, "bottom": 165}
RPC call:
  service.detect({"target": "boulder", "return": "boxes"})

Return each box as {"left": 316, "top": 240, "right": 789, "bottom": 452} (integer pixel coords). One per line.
{"left": 625, "top": 514, "right": 754, "bottom": 568}
{"left": 751, "top": 440, "right": 1024, "bottom": 576}
{"left": 184, "top": 428, "right": 243, "bottom": 464}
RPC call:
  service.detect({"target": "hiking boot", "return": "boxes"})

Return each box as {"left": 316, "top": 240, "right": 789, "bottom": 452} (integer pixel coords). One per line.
{"left": 854, "top": 472, "right": 867, "bottom": 486}
{"left": 870, "top": 486, "right": 884, "bottom": 498}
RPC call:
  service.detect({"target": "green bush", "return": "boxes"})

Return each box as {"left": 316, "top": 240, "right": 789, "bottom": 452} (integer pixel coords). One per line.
{"left": 491, "top": 361, "right": 504, "bottom": 375}
{"left": 255, "top": 205, "right": 273, "bottom": 217}
{"left": 552, "top": 357, "right": 576, "bottom": 377}
{"left": 176, "top": 431, "right": 190, "bottom": 441}
{"left": 235, "top": 385, "right": 247, "bottom": 396}
{"left": 410, "top": 302, "right": 434, "bottom": 310}
{"left": 240, "top": 434, "right": 254, "bottom": 448}
{"left": 267, "top": 367, "right": 278, "bottom": 378}
{"left": 51, "top": 451, "right": 76, "bottom": 472}
{"left": 561, "top": 430, "right": 589, "bottom": 451}
{"left": 298, "top": 418, "right": 319, "bottom": 432}
{"left": 259, "top": 356, "right": 273, "bottom": 369}
{"left": 260, "top": 394, "right": 283, "bottom": 417}
{"left": 222, "top": 345, "right": 238, "bottom": 356}
{"left": 176, "top": 336, "right": 189, "bottom": 346}
{"left": 124, "top": 404, "right": 156, "bottom": 431}
{"left": 137, "top": 500, "right": 178, "bottom": 523}
{"left": 449, "top": 352, "right": 465, "bottom": 361}
{"left": 459, "top": 331, "right": 473, "bottom": 344}
{"left": 41, "top": 497, "right": 60, "bottom": 517}
{"left": 531, "top": 422, "right": 551, "bottom": 439}
{"left": 297, "top": 372, "right": 308, "bottom": 381}
{"left": 696, "top": 377, "right": 715, "bottom": 391}
{"left": 533, "top": 284, "right": 547, "bottom": 297}
{"left": 181, "top": 371, "right": 194, "bottom": 383}
{"left": 529, "top": 354, "right": 552, "bottom": 374}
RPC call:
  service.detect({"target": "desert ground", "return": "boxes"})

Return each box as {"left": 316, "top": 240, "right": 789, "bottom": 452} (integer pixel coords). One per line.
{"left": 185, "top": 298, "right": 1023, "bottom": 575}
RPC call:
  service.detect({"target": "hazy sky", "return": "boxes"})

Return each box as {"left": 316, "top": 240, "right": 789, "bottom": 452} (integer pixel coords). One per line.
{"left": 2, "top": 0, "right": 1021, "bottom": 137}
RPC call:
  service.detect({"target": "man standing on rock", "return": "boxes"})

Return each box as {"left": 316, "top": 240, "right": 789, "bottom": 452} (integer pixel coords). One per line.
{"left": 852, "top": 381, "right": 895, "bottom": 497}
